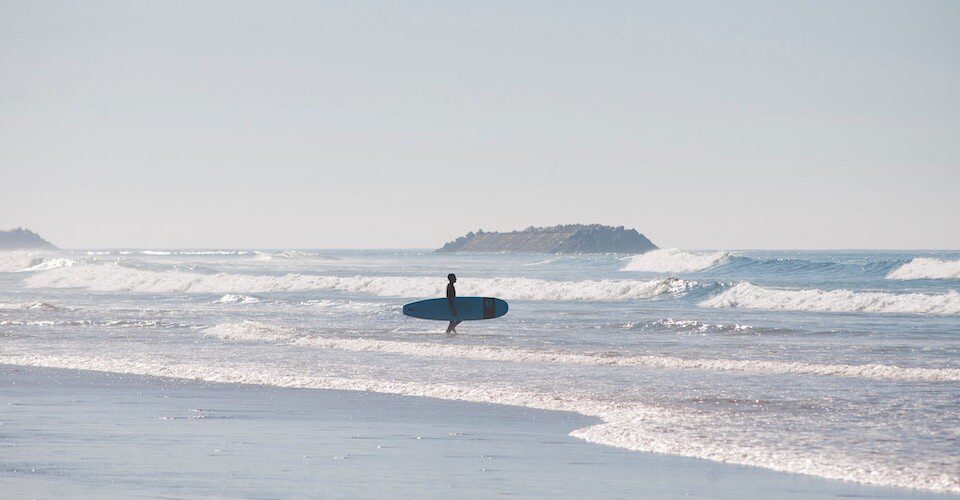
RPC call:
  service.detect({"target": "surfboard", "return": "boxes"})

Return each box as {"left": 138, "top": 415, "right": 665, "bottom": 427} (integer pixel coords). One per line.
{"left": 402, "top": 297, "right": 509, "bottom": 321}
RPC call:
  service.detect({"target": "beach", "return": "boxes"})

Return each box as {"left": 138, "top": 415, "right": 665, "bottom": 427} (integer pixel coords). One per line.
{"left": 5, "top": 1, "right": 959, "bottom": 496}
{"left": 1, "top": 364, "right": 946, "bottom": 499}
{"left": 1, "top": 249, "right": 958, "bottom": 496}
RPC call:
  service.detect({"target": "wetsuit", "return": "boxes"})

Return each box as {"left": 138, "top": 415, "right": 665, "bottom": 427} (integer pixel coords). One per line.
{"left": 446, "top": 282, "right": 461, "bottom": 333}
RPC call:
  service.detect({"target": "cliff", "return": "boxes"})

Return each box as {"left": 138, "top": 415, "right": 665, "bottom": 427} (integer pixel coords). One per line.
{"left": 0, "top": 228, "right": 57, "bottom": 250}
{"left": 437, "top": 224, "right": 657, "bottom": 254}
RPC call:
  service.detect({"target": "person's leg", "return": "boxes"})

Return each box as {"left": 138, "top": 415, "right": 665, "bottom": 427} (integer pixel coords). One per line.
{"left": 446, "top": 321, "right": 455, "bottom": 334}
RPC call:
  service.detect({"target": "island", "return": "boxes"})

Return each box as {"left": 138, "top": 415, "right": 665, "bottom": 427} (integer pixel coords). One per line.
{"left": 437, "top": 224, "right": 657, "bottom": 254}
{"left": 0, "top": 228, "right": 57, "bottom": 250}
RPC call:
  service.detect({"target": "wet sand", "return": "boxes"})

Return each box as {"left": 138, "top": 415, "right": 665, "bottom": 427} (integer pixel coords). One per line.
{"left": 0, "top": 364, "right": 946, "bottom": 499}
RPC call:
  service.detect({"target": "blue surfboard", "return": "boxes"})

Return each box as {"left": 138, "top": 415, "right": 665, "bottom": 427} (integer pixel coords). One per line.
{"left": 402, "top": 297, "right": 509, "bottom": 321}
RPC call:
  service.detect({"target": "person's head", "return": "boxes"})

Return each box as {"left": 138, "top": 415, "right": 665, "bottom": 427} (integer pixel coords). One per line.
{"left": 447, "top": 273, "right": 457, "bottom": 283}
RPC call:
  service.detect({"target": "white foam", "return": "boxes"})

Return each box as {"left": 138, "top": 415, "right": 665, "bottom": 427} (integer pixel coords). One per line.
{"left": 289, "top": 335, "right": 960, "bottom": 382}
{"left": 887, "top": 258, "right": 960, "bottom": 280}
{"left": 622, "top": 249, "right": 729, "bottom": 273}
{"left": 296, "top": 299, "right": 392, "bottom": 313}
{"left": 524, "top": 257, "right": 560, "bottom": 266}
{"left": 19, "top": 257, "right": 76, "bottom": 272}
{"left": 252, "top": 250, "right": 338, "bottom": 261}
{"left": 25, "top": 264, "right": 695, "bottom": 301}
{"left": 104, "top": 319, "right": 170, "bottom": 328}
{"left": 1, "top": 353, "right": 955, "bottom": 494}
{"left": 215, "top": 294, "right": 261, "bottom": 304}
{"left": 143, "top": 250, "right": 252, "bottom": 256}
{"left": 186, "top": 250, "right": 251, "bottom": 255}
{"left": 0, "top": 252, "right": 75, "bottom": 272}
{"left": 570, "top": 410, "right": 960, "bottom": 495}
{"left": 0, "top": 301, "right": 60, "bottom": 310}
{"left": 277, "top": 250, "right": 308, "bottom": 259}
{"left": 701, "top": 282, "right": 960, "bottom": 316}
{"left": 205, "top": 321, "right": 295, "bottom": 342}
{"left": 0, "top": 318, "right": 188, "bottom": 328}
{"left": 2, "top": 253, "right": 77, "bottom": 273}
{"left": 0, "top": 252, "right": 38, "bottom": 272}
{"left": 625, "top": 318, "right": 756, "bottom": 334}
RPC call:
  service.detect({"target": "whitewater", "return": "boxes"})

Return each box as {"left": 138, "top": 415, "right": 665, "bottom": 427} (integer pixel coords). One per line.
{"left": 887, "top": 257, "right": 960, "bottom": 280}
{"left": 2, "top": 249, "right": 959, "bottom": 493}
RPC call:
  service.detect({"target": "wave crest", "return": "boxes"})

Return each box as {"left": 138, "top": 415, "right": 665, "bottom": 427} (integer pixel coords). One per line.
{"left": 215, "top": 294, "right": 261, "bottom": 304}
{"left": 253, "top": 251, "right": 339, "bottom": 261}
{"left": 887, "top": 258, "right": 960, "bottom": 280}
{"left": 25, "top": 264, "right": 696, "bottom": 301}
{"left": 0, "top": 252, "right": 76, "bottom": 273}
{"left": 622, "top": 249, "right": 729, "bottom": 273}
{"left": 20, "top": 257, "right": 76, "bottom": 272}
{"left": 700, "top": 282, "right": 960, "bottom": 315}
{"left": 0, "top": 301, "right": 60, "bottom": 310}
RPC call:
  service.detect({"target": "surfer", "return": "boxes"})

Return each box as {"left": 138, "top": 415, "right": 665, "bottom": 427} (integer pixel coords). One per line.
{"left": 446, "top": 273, "right": 461, "bottom": 334}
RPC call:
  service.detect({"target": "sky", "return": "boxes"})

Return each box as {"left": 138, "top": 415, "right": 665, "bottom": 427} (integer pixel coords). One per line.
{"left": 1, "top": 0, "right": 958, "bottom": 249}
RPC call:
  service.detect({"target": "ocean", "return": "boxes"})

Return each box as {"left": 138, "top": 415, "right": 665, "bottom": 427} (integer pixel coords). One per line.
{"left": 1, "top": 248, "right": 958, "bottom": 494}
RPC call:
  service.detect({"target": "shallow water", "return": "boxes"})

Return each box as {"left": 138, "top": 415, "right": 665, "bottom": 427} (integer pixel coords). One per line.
{"left": 1, "top": 248, "right": 958, "bottom": 493}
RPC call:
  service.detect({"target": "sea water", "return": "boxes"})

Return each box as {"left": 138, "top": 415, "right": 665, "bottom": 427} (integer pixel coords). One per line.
{"left": 1, "top": 249, "right": 958, "bottom": 493}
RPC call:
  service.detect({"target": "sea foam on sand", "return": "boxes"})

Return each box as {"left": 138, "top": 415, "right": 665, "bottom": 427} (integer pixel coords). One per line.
{"left": 3, "top": 353, "right": 956, "bottom": 494}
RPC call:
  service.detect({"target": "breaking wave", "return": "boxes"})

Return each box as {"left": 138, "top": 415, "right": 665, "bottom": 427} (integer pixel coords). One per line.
{"left": 0, "top": 301, "right": 60, "bottom": 310}
{"left": 253, "top": 251, "right": 340, "bottom": 261}
{"left": 524, "top": 257, "right": 561, "bottom": 266}
{"left": 0, "top": 252, "right": 76, "bottom": 272}
{"left": 0, "top": 252, "right": 39, "bottom": 272}
{"left": 622, "top": 249, "right": 730, "bottom": 273}
{"left": 887, "top": 258, "right": 960, "bottom": 280}
{"left": 622, "top": 252, "right": 910, "bottom": 279}
{"left": 136, "top": 250, "right": 252, "bottom": 256}
{"left": 19, "top": 257, "right": 76, "bottom": 272}
{"left": 701, "top": 283, "right": 960, "bottom": 315}
{"left": 25, "top": 264, "right": 697, "bottom": 301}
{"left": 215, "top": 294, "right": 261, "bottom": 304}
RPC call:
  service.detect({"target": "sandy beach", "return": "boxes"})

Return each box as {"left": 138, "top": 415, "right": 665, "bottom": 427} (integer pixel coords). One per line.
{"left": 1, "top": 364, "right": 947, "bottom": 499}
{"left": 5, "top": 1, "right": 959, "bottom": 496}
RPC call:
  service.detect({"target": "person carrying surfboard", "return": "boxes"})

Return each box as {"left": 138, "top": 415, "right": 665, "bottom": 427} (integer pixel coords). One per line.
{"left": 446, "top": 273, "right": 462, "bottom": 334}
{"left": 401, "top": 279, "right": 507, "bottom": 327}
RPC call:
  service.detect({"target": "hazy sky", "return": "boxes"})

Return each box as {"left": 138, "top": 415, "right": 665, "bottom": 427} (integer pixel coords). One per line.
{"left": 2, "top": 0, "right": 958, "bottom": 249}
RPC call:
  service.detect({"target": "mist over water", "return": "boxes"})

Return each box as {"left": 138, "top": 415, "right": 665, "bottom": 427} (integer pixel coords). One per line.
{"left": 2, "top": 248, "right": 959, "bottom": 493}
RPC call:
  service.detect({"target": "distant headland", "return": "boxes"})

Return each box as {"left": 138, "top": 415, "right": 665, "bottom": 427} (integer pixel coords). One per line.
{"left": 0, "top": 228, "right": 57, "bottom": 250}
{"left": 437, "top": 224, "right": 657, "bottom": 254}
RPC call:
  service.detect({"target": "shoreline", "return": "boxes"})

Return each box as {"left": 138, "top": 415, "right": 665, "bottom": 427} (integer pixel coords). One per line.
{"left": 0, "top": 364, "right": 948, "bottom": 498}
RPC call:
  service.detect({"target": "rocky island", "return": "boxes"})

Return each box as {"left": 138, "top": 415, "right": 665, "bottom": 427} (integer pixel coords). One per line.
{"left": 0, "top": 228, "right": 57, "bottom": 250}
{"left": 437, "top": 224, "right": 657, "bottom": 254}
